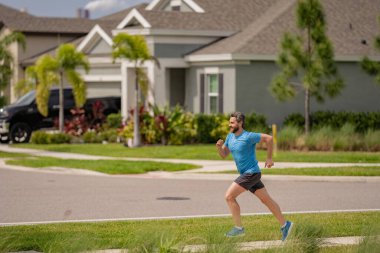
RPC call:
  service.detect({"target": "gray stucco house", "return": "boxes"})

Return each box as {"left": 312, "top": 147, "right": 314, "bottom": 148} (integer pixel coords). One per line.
{"left": 4, "top": 0, "right": 380, "bottom": 125}
{"left": 77, "top": 0, "right": 380, "bottom": 125}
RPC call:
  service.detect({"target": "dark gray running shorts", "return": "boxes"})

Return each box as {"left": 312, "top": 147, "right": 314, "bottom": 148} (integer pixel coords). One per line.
{"left": 234, "top": 173, "right": 264, "bottom": 193}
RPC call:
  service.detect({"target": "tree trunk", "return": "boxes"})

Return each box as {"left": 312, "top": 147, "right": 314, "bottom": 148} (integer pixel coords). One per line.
{"left": 59, "top": 71, "right": 64, "bottom": 132}
{"left": 133, "top": 68, "right": 141, "bottom": 147}
{"left": 304, "top": 88, "right": 310, "bottom": 135}
{"left": 305, "top": 25, "right": 311, "bottom": 135}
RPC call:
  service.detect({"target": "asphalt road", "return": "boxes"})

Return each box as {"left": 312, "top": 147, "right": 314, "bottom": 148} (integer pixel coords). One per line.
{"left": 1, "top": 168, "right": 380, "bottom": 224}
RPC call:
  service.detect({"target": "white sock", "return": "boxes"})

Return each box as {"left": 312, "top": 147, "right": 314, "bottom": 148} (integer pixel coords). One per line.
{"left": 235, "top": 226, "right": 243, "bottom": 230}
{"left": 281, "top": 222, "right": 287, "bottom": 228}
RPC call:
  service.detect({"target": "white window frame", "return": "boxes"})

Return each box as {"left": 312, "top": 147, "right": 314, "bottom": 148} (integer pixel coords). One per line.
{"left": 206, "top": 73, "right": 219, "bottom": 114}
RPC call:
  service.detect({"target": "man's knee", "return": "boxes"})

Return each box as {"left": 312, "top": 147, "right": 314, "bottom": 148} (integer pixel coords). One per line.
{"left": 225, "top": 193, "right": 236, "bottom": 203}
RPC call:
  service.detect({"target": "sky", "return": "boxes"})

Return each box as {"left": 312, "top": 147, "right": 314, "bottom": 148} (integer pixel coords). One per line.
{"left": 0, "top": 0, "right": 150, "bottom": 19}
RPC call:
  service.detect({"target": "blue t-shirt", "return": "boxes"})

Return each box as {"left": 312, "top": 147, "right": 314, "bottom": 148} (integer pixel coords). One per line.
{"left": 225, "top": 130, "right": 261, "bottom": 174}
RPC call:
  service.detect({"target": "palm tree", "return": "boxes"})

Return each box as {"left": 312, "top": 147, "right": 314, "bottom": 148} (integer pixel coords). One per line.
{"left": 14, "top": 65, "right": 38, "bottom": 97}
{"left": 33, "top": 43, "right": 89, "bottom": 132}
{"left": 112, "top": 33, "right": 158, "bottom": 147}
{"left": 0, "top": 32, "right": 25, "bottom": 106}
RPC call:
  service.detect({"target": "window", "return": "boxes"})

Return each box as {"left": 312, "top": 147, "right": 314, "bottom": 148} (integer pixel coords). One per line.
{"left": 207, "top": 74, "right": 219, "bottom": 114}
{"left": 172, "top": 5, "right": 181, "bottom": 11}
{"left": 200, "top": 73, "right": 223, "bottom": 114}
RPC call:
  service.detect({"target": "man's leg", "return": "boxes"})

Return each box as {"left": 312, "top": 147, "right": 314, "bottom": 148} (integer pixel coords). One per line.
{"left": 254, "top": 187, "right": 286, "bottom": 226}
{"left": 225, "top": 182, "right": 246, "bottom": 227}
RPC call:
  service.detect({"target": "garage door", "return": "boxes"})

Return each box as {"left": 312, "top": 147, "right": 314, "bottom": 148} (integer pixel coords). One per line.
{"left": 86, "top": 82, "right": 121, "bottom": 98}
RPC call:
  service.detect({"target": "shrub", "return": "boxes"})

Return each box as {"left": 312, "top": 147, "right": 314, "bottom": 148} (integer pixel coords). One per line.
{"left": 194, "top": 114, "right": 222, "bottom": 143}
{"left": 31, "top": 131, "right": 50, "bottom": 144}
{"left": 83, "top": 131, "right": 102, "bottom": 143}
{"left": 245, "top": 112, "right": 270, "bottom": 133}
{"left": 195, "top": 112, "right": 268, "bottom": 143}
{"left": 167, "top": 109, "right": 197, "bottom": 145}
{"left": 283, "top": 113, "right": 305, "bottom": 128}
{"left": 145, "top": 105, "right": 197, "bottom": 145}
{"left": 283, "top": 111, "right": 380, "bottom": 133}
{"left": 210, "top": 114, "right": 230, "bottom": 141}
{"left": 278, "top": 126, "right": 302, "bottom": 150}
{"left": 106, "top": 113, "right": 122, "bottom": 129}
{"left": 49, "top": 132, "right": 71, "bottom": 144}
{"left": 99, "top": 129, "right": 119, "bottom": 143}
{"left": 364, "top": 130, "right": 380, "bottom": 151}
{"left": 118, "top": 122, "right": 134, "bottom": 143}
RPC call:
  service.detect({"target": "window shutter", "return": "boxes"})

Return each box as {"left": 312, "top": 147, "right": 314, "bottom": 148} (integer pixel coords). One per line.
{"left": 200, "top": 74, "right": 205, "bottom": 113}
{"left": 218, "top": 73, "right": 223, "bottom": 113}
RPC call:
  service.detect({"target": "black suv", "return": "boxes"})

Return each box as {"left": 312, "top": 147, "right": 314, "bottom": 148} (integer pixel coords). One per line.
{"left": 0, "top": 88, "right": 121, "bottom": 143}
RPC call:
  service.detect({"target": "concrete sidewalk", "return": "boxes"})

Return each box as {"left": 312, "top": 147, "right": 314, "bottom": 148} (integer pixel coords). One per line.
{"left": 1, "top": 144, "right": 380, "bottom": 182}
{"left": 85, "top": 236, "right": 367, "bottom": 252}
{"left": 10, "top": 236, "right": 368, "bottom": 253}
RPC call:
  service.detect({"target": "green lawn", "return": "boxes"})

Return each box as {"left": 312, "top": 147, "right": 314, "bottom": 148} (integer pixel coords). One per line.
{"left": 6, "top": 157, "right": 200, "bottom": 174}
{"left": 218, "top": 166, "right": 380, "bottom": 176}
{"left": 0, "top": 151, "right": 30, "bottom": 158}
{"left": 1, "top": 211, "right": 379, "bottom": 253}
{"left": 13, "top": 143, "right": 380, "bottom": 163}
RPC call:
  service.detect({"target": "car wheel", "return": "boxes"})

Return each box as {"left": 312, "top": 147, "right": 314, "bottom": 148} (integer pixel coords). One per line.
{"left": 0, "top": 135, "right": 9, "bottom": 143}
{"left": 10, "top": 123, "right": 32, "bottom": 143}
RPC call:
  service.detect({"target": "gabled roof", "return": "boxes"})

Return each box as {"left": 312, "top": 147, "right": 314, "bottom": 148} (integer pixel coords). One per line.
{"left": 146, "top": 0, "right": 205, "bottom": 13}
{"left": 117, "top": 9, "right": 152, "bottom": 29}
{"left": 77, "top": 24, "right": 113, "bottom": 53}
{"left": 189, "top": 0, "right": 380, "bottom": 59}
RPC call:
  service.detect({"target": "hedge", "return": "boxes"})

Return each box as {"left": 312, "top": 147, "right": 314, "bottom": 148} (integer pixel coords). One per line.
{"left": 284, "top": 111, "right": 380, "bottom": 132}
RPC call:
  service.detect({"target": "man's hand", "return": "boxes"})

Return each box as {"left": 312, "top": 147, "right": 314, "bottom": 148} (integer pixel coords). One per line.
{"left": 265, "top": 159, "right": 274, "bottom": 168}
{"left": 216, "top": 139, "right": 224, "bottom": 148}
{"left": 216, "top": 139, "right": 229, "bottom": 158}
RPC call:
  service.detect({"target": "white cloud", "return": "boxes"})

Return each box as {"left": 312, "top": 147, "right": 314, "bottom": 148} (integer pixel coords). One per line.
{"left": 84, "top": 0, "right": 129, "bottom": 11}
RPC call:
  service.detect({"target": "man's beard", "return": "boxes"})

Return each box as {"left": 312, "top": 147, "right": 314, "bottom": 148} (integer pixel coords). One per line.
{"left": 231, "top": 126, "right": 239, "bottom": 133}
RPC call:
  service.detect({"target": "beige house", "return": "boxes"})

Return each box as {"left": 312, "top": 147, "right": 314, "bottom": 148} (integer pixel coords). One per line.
{"left": 0, "top": 3, "right": 116, "bottom": 102}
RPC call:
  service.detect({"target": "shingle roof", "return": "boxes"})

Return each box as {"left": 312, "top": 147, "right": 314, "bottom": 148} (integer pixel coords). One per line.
{"left": 21, "top": 36, "right": 85, "bottom": 66}
{"left": 100, "top": 3, "right": 148, "bottom": 22}
{"left": 0, "top": 3, "right": 33, "bottom": 18}
{"left": 190, "top": 0, "right": 380, "bottom": 57}
{"left": 124, "top": 0, "right": 279, "bottom": 31}
{"left": 0, "top": 3, "right": 115, "bottom": 34}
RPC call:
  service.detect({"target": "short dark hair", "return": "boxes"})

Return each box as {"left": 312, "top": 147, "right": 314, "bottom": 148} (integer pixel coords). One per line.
{"left": 230, "top": 111, "right": 245, "bottom": 128}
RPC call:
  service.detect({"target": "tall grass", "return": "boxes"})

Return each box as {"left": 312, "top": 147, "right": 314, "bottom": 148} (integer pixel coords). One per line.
{"left": 283, "top": 224, "right": 325, "bottom": 253}
{"left": 277, "top": 124, "right": 380, "bottom": 152}
{"left": 277, "top": 126, "right": 302, "bottom": 150}
{"left": 364, "top": 130, "right": 380, "bottom": 152}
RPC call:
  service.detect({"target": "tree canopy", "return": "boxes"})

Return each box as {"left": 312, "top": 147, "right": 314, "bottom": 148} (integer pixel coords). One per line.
{"left": 270, "top": 0, "right": 344, "bottom": 134}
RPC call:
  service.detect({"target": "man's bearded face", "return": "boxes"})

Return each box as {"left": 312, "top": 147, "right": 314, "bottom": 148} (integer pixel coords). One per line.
{"left": 229, "top": 117, "right": 241, "bottom": 133}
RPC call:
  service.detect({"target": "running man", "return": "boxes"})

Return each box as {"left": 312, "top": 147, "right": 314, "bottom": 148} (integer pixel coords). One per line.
{"left": 216, "top": 111, "right": 293, "bottom": 240}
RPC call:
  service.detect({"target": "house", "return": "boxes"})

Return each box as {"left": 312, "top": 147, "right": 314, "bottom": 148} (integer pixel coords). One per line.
{"left": 78, "top": 0, "right": 380, "bottom": 125}
{"left": 0, "top": 3, "right": 116, "bottom": 102}
{"left": 3, "top": 0, "right": 380, "bottom": 125}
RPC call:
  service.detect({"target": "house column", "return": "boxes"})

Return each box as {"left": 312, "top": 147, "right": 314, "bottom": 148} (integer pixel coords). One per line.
{"left": 121, "top": 60, "right": 128, "bottom": 123}
{"left": 146, "top": 61, "right": 155, "bottom": 106}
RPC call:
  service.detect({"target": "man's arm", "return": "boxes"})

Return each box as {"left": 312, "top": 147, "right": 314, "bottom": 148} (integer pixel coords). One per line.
{"left": 216, "top": 139, "right": 230, "bottom": 159}
{"left": 260, "top": 133, "right": 274, "bottom": 168}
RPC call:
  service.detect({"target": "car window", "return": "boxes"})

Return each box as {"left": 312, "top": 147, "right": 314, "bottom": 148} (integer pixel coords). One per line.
{"left": 64, "top": 90, "right": 75, "bottom": 108}
{"left": 48, "top": 91, "right": 59, "bottom": 106}
{"left": 14, "top": 90, "right": 36, "bottom": 106}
